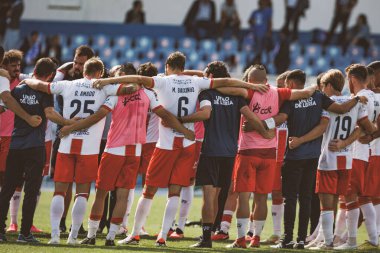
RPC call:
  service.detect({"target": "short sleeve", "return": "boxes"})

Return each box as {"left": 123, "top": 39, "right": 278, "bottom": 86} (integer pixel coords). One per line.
{"left": 41, "top": 93, "right": 54, "bottom": 109}
{"left": 194, "top": 76, "right": 213, "bottom": 91}
{"left": 321, "top": 92, "right": 335, "bottom": 110}
{"left": 280, "top": 101, "right": 292, "bottom": 116}
{"left": 53, "top": 71, "right": 65, "bottom": 82}
{"left": 0, "top": 76, "right": 10, "bottom": 94}
{"left": 102, "top": 96, "right": 118, "bottom": 111}
{"left": 103, "top": 84, "right": 122, "bottom": 96}
{"left": 18, "top": 73, "right": 32, "bottom": 81}
{"left": 237, "top": 96, "right": 247, "bottom": 110}
{"left": 145, "top": 89, "right": 161, "bottom": 111}
{"left": 152, "top": 76, "right": 166, "bottom": 91}
{"left": 357, "top": 103, "right": 368, "bottom": 121}
{"left": 277, "top": 88, "right": 292, "bottom": 106}
{"left": 198, "top": 90, "right": 212, "bottom": 108}
{"left": 49, "top": 80, "right": 70, "bottom": 95}
{"left": 321, "top": 110, "right": 330, "bottom": 120}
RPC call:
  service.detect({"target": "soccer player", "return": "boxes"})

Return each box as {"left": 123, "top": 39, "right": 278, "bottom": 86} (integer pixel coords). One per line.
{"left": 264, "top": 69, "right": 368, "bottom": 249}
{"left": 21, "top": 57, "right": 136, "bottom": 245}
{"left": 179, "top": 61, "right": 272, "bottom": 248}
{"left": 0, "top": 58, "right": 75, "bottom": 243}
{"left": 307, "top": 69, "right": 375, "bottom": 250}
{"left": 227, "top": 66, "right": 318, "bottom": 249}
{"left": 92, "top": 52, "right": 269, "bottom": 247}
{"left": 52, "top": 45, "right": 95, "bottom": 233}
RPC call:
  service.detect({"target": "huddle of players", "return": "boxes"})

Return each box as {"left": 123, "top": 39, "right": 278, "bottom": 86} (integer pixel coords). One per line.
{"left": 0, "top": 42, "right": 379, "bottom": 250}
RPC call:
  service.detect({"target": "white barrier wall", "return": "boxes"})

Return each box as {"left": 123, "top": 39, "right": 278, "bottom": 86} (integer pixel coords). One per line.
{"left": 23, "top": 0, "right": 380, "bottom": 34}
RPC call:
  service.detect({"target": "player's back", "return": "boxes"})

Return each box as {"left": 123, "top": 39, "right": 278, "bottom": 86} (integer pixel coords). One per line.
{"left": 319, "top": 95, "right": 367, "bottom": 170}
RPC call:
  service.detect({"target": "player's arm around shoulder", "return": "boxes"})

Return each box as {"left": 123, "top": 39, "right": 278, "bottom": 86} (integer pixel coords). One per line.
{"left": 288, "top": 84, "right": 318, "bottom": 100}
{"left": 20, "top": 78, "right": 50, "bottom": 93}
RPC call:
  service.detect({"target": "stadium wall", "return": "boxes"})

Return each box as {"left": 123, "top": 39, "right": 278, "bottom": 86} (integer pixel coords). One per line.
{"left": 23, "top": 0, "right": 380, "bottom": 34}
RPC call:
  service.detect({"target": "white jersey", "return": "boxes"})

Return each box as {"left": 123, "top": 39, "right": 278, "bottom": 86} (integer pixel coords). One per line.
{"left": 370, "top": 93, "right": 380, "bottom": 156}
{"left": 146, "top": 108, "right": 160, "bottom": 143}
{"left": 45, "top": 120, "right": 54, "bottom": 142}
{"left": 0, "top": 76, "right": 10, "bottom": 107}
{"left": 48, "top": 78, "right": 120, "bottom": 155}
{"left": 276, "top": 122, "right": 288, "bottom": 162}
{"left": 319, "top": 95, "right": 368, "bottom": 170}
{"left": 152, "top": 74, "right": 212, "bottom": 150}
{"left": 353, "top": 89, "right": 375, "bottom": 162}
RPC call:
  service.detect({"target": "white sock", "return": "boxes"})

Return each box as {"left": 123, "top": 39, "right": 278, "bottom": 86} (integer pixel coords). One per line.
{"left": 321, "top": 211, "right": 334, "bottom": 245}
{"left": 158, "top": 196, "right": 180, "bottom": 240}
{"left": 360, "top": 203, "right": 378, "bottom": 245}
{"left": 130, "top": 197, "right": 153, "bottom": 237}
{"left": 50, "top": 195, "right": 64, "bottom": 236}
{"left": 315, "top": 219, "right": 324, "bottom": 242}
{"left": 220, "top": 210, "right": 234, "bottom": 234}
{"left": 272, "top": 204, "right": 283, "bottom": 236}
{"left": 106, "top": 223, "right": 119, "bottom": 240}
{"left": 122, "top": 189, "right": 135, "bottom": 228}
{"left": 87, "top": 219, "right": 100, "bottom": 238}
{"left": 178, "top": 185, "right": 194, "bottom": 231}
{"left": 310, "top": 217, "right": 321, "bottom": 240}
{"left": 334, "top": 208, "right": 347, "bottom": 238}
{"left": 253, "top": 220, "right": 265, "bottom": 237}
{"left": 69, "top": 196, "right": 87, "bottom": 239}
{"left": 346, "top": 207, "right": 359, "bottom": 246}
{"left": 248, "top": 218, "right": 254, "bottom": 234}
{"left": 237, "top": 218, "right": 249, "bottom": 239}
{"left": 374, "top": 204, "right": 380, "bottom": 236}
{"left": 10, "top": 190, "right": 22, "bottom": 224}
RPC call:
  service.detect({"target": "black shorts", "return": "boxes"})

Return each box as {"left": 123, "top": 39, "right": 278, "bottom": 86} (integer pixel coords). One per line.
{"left": 195, "top": 155, "right": 235, "bottom": 188}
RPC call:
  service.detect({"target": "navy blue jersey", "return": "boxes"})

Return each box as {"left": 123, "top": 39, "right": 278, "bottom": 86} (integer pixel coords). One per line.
{"left": 280, "top": 91, "right": 334, "bottom": 160}
{"left": 10, "top": 84, "right": 54, "bottom": 149}
{"left": 199, "top": 90, "right": 247, "bottom": 157}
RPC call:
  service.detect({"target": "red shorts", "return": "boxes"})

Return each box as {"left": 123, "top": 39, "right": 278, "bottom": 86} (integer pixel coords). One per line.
{"left": 0, "top": 136, "right": 11, "bottom": 172}
{"left": 43, "top": 140, "right": 53, "bottom": 176}
{"left": 54, "top": 152, "right": 98, "bottom": 184}
{"left": 233, "top": 154, "right": 276, "bottom": 194}
{"left": 363, "top": 156, "right": 380, "bottom": 197}
{"left": 138, "top": 142, "right": 156, "bottom": 174}
{"left": 191, "top": 140, "right": 203, "bottom": 179}
{"left": 347, "top": 159, "right": 367, "bottom": 196}
{"left": 316, "top": 169, "right": 351, "bottom": 195}
{"left": 272, "top": 162, "right": 282, "bottom": 192}
{"left": 97, "top": 151, "right": 141, "bottom": 191}
{"left": 145, "top": 144, "right": 196, "bottom": 188}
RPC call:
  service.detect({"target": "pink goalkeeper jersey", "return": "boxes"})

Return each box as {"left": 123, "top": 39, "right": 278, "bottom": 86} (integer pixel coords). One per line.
{"left": 0, "top": 78, "right": 19, "bottom": 136}
{"left": 103, "top": 88, "right": 161, "bottom": 156}
{"left": 239, "top": 86, "right": 291, "bottom": 151}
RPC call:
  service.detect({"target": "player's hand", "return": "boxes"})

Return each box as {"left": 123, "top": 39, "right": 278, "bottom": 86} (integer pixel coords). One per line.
{"left": 27, "top": 115, "right": 42, "bottom": 127}
{"left": 242, "top": 120, "right": 255, "bottom": 132}
{"left": 58, "top": 125, "right": 73, "bottom": 138}
{"left": 184, "top": 129, "right": 195, "bottom": 141}
{"left": 357, "top": 96, "right": 368, "bottom": 104}
{"left": 121, "top": 84, "right": 140, "bottom": 95}
{"left": 161, "top": 119, "right": 169, "bottom": 128}
{"left": 92, "top": 79, "right": 106, "bottom": 89}
{"left": 328, "top": 139, "right": 346, "bottom": 151}
{"left": 262, "top": 129, "right": 276, "bottom": 139}
{"left": 288, "top": 136, "right": 302, "bottom": 149}
{"left": 65, "top": 117, "right": 81, "bottom": 125}
{"left": 359, "top": 134, "right": 372, "bottom": 144}
{"left": 0, "top": 69, "right": 11, "bottom": 81}
{"left": 249, "top": 83, "right": 269, "bottom": 94}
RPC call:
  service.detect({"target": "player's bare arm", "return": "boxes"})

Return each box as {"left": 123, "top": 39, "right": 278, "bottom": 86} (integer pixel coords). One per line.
{"left": 288, "top": 84, "right": 318, "bottom": 100}
{"left": 288, "top": 117, "right": 329, "bottom": 149}
{"left": 327, "top": 96, "right": 367, "bottom": 114}
{"left": 240, "top": 106, "right": 275, "bottom": 139}
{"left": 20, "top": 79, "right": 50, "bottom": 93}
{"left": 93, "top": 75, "right": 153, "bottom": 89}
{"left": 329, "top": 126, "right": 362, "bottom": 151}
{"left": 44, "top": 107, "right": 78, "bottom": 127}
{"left": 182, "top": 70, "right": 204, "bottom": 77}
{"left": 0, "top": 91, "right": 42, "bottom": 127}
{"left": 357, "top": 117, "right": 378, "bottom": 144}
{"left": 212, "top": 78, "right": 269, "bottom": 93}
{"left": 117, "top": 83, "right": 141, "bottom": 96}
{"left": 243, "top": 112, "right": 288, "bottom": 132}
{"left": 58, "top": 106, "right": 109, "bottom": 138}
{"left": 216, "top": 87, "right": 249, "bottom": 98}
{"left": 154, "top": 107, "right": 195, "bottom": 141}
{"left": 180, "top": 106, "right": 212, "bottom": 123}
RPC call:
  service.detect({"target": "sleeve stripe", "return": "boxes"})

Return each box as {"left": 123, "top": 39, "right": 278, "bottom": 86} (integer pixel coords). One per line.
{"left": 116, "top": 84, "right": 123, "bottom": 95}
{"left": 209, "top": 78, "right": 214, "bottom": 89}
{"left": 101, "top": 105, "right": 113, "bottom": 112}
{"left": 321, "top": 116, "right": 330, "bottom": 120}
{"left": 58, "top": 69, "right": 65, "bottom": 74}
{"left": 47, "top": 83, "right": 52, "bottom": 94}
{"left": 358, "top": 116, "right": 368, "bottom": 123}
{"left": 151, "top": 78, "right": 155, "bottom": 88}
{"left": 152, "top": 105, "right": 163, "bottom": 112}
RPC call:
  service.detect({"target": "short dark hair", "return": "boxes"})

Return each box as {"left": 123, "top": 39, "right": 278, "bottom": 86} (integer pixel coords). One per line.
{"left": 367, "top": 67, "right": 374, "bottom": 76}
{"left": 34, "top": 58, "right": 57, "bottom": 78}
{"left": 316, "top": 72, "right": 325, "bottom": 86}
{"left": 133, "top": 0, "right": 142, "bottom": 8}
{"left": 321, "top": 69, "right": 345, "bottom": 92}
{"left": 75, "top": 45, "right": 95, "bottom": 59}
{"left": 368, "top": 61, "right": 380, "bottom": 72}
{"left": 205, "top": 61, "right": 230, "bottom": 78}
{"left": 345, "top": 64, "right": 368, "bottom": 83}
{"left": 84, "top": 57, "right": 104, "bottom": 76}
{"left": 120, "top": 63, "right": 137, "bottom": 75}
{"left": 2, "top": 49, "right": 23, "bottom": 65}
{"left": 0, "top": 46, "right": 4, "bottom": 65}
{"left": 286, "top": 69, "right": 306, "bottom": 85}
{"left": 137, "top": 62, "right": 158, "bottom": 77}
{"left": 166, "top": 51, "right": 186, "bottom": 71}
{"left": 276, "top": 70, "right": 290, "bottom": 83}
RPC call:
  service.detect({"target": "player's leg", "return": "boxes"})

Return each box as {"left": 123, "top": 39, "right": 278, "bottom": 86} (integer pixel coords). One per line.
{"left": 171, "top": 183, "right": 194, "bottom": 238}
{"left": 8, "top": 185, "right": 22, "bottom": 232}
{"left": 50, "top": 182, "right": 70, "bottom": 244}
{"left": 84, "top": 188, "right": 108, "bottom": 241}
{"left": 359, "top": 196, "right": 378, "bottom": 246}
{"left": 227, "top": 192, "right": 250, "bottom": 248}
{"left": 333, "top": 197, "right": 347, "bottom": 246}
{"left": 120, "top": 188, "right": 135, "bottom": 234}
{"left": 372, "top": 197, "right": 380, "bottom": 237}
{"left": 214, "top": 183, "right": 237, "bottom": 240}
{"left": 60, "top": 183, "right": 72, "bottom": 233}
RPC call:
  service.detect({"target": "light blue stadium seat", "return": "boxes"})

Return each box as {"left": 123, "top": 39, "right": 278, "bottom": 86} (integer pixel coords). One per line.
{"left": 157, "top": 37, "right": 175, "bottom": 50}
{"left": 221, "top": 39, "right": 238, "bottom": 53}
{"left": 58, "top": 34, "right": 68, "bottom": 47}
{"left": 290, "top": 42, "right": 301, "bottom": 57}
{"left": 348, "top": 46, "right": 364, "bottom": 58}
{"left": 124, "top": 49, "right": 137, "bottom": 61}
{"left": 92, "top": 34, "right": 110, "bottom": 50}
{"left": 61, "top": 45, "right": 72, "bottom": 62}
{"left": 135, "top": 36, "right": 153, "bottom": 50}
{"left": 305, "top": 44, "right": 322, "bottom": 59}
{"left": 99, "top": 47, "right": 115, "bottom": 63}
{"left": 70, "top": 34, "right": 89, "bottom": 47}
{"left": 199, "top": 39, "right": 217, "bottom": 52}
{"left": 178, "top": 37, "right": 197, "bottom": 53}
{"left": 326, "top": 45, "right": 341, "bottom": 58}
{"left": 113, "top": 36, "right": 132, "bottom": 50}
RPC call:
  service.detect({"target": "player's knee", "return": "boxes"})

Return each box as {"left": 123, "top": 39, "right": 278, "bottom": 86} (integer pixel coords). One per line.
{"left": 143, "top": 186, "right": 157, "bottom": 199}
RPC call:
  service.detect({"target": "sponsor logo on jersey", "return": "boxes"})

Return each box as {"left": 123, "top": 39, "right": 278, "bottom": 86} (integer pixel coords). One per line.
{"left": 252, "top": 102, "right": 272, "bottom": 114}
{"left": 295, "top": 97, "right": 317, "bottom": 108}
{"left": 214, "top": 96, "right": 233, "bottom": 106}
{"left": 19, "top": 94, "right": 39, "bottom": 105}
{"left": 122, "top": 93, "right": 141, "bottom": 106}
{"left": 172, "top": 87, "right": 195, "bottom": 93}
{"left": 75, "top": 90, "right": 95, "bottom": 97}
